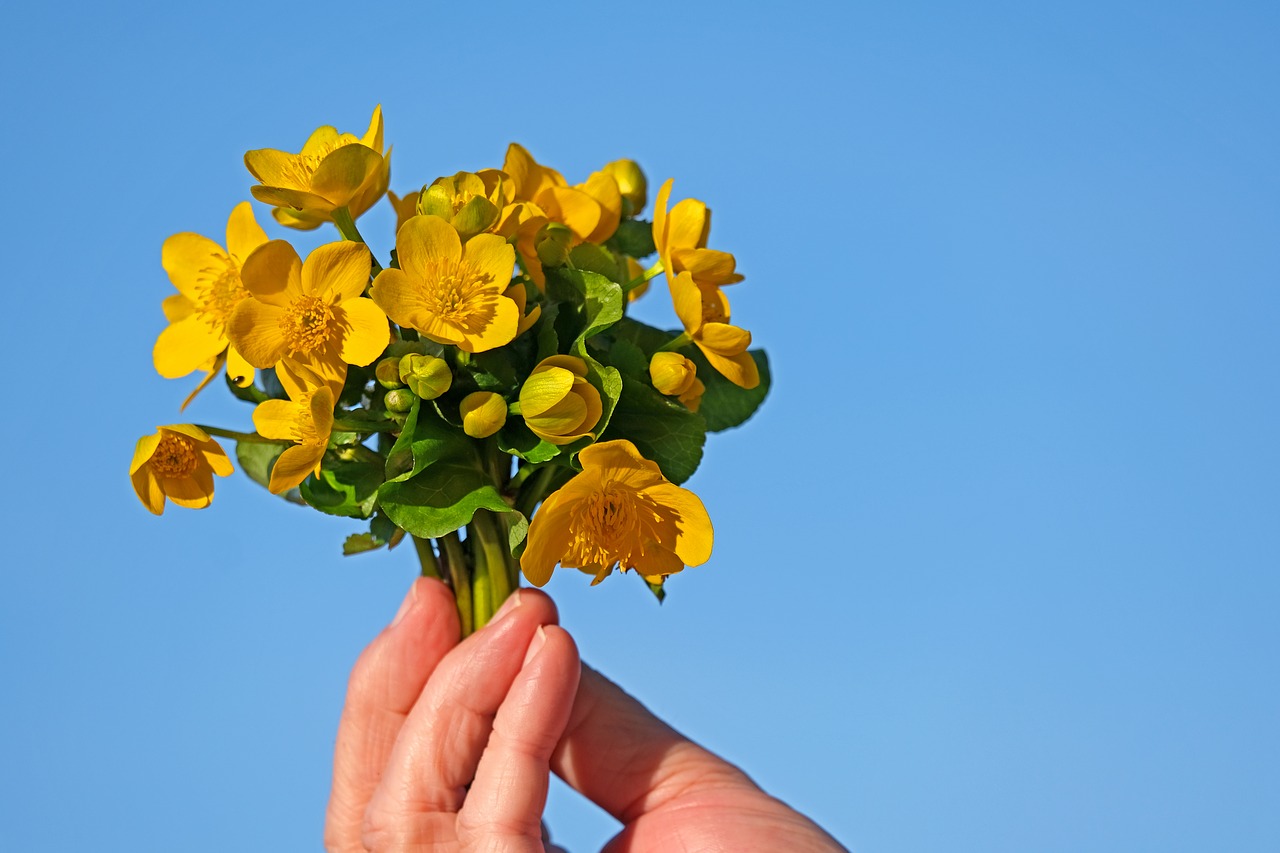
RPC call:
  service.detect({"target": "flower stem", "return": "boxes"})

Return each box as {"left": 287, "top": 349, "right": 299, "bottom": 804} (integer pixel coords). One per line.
{"left": 331, "top": 206, "right": 384, "bottom": 276}
{"left": 412, "top": 536, "right": 441, "bottom": 579}
{"left": 623, "top": 260, "right": 663, "bottom": 294}
{"left": 657, "top": 332, "right": 693, "bottom": 353}
{"left": 193, "top": 425, "right": 290, "bottom": 444}
{"left": 440, "top": 532, "right": 473, "bottom": 636}
{"left": 470, "top": 510, "right": 513, "bottom": 630}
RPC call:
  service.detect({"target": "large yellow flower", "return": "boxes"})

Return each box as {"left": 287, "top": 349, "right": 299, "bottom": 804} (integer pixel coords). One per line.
{"left": 370, "top": 215, "right": 518, "bottom": 353}
{"left": 227, "top": 240, "right": 391, "bottom": 400}
{"left": 244, "top": 106, "right": 390, "bottom": 230}
{"left": 153, "top": 202, "right": 267, "bottom": 405}
{"left": 671, "top": 271, "right": 760, "bottom": 389}
{"left": 252, "top": 384, "right": 335, "bottom": 494}
{"left": 652, "top": 178, "right": 744, "bottom": 289}
{"left": 130, "top": 425, "right": 233, "bottom": 515}
{"left": 520, "top": 440, "right": 713, "bottom": 587}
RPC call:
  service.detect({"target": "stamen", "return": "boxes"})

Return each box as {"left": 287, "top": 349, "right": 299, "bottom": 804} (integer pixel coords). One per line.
{"left": 279, "top": 296, "right": 334, "bottom": 355}
{"left": 150, "top": 435, "right": 199, "bottom": 478}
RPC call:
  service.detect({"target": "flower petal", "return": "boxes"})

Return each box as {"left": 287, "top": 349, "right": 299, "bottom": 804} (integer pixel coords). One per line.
{"left": 699, "top": 347, "right": 760, "bottom": 389}
{"left": 361, "top": 105, "right": 384, "bottom": 152}
{"left": 130, "top": 433, "right": 161, "bottom": 475}
{"left": 334, "top": 298, "right": 391, "bottom": 366}
{"left": 520, "top": 491, "right": 575, "bottom": 587}
{"left": 131, "top": 466, "right": 166, "bottom": 515}
{"left": 462, "top": 233, "right": 516, "bottom": 291}
{"left": 153, "top": 315, "right": 226, "bottom": 379}
{"left": 253, "top": 399, "right": 304, "bottom": 441}
{"left": 698, "top": 322, "right": 751, "bottom": 356}
{"left": 580, "top": 170, "right": 622, "bottom": 244}
{"left": 397, "top": 214, "right": 461, "bottom": 282}
{"left": 311, "top": 144, "right": 383, "bottom": 208}
{"left": 225, "top": 201, "right": 268, "bottom": 263}
{"left": 245, "top": 148, "right": 302, "bottom": 189}
{"left": 668, "top": 198, "right": 710, "bottom": 252}
{"left": 161, "top": 232, "right": 223, "bottom": 300}
{"left": 669, "top": 272, "right": 703, "bottom": 333}
{"left": 269, "top": 444, "right": 326, "bottom": 494}
{"left": 644, "top": 483, "right": 714, "bottom": 566}
{"left": 225, "top": 346, "right": 254, "bottom": 387}
{"left": 227, "top": 299, "right": 289, "bottom": 368}
{"left": 162, "top": 294, "right": 194, "bottom": 323}
{"left": 520, "top": 367, "right": 575, "bottom": 417}
{"left": 456, "top": 294, "right": 518, "bottom": 354}
{"left": 160, "top": 471, "right": 214, "bottom": 509}
{"left": 240, "top": 240, "right": 303, "bottom": 307}
{"left": 303, "top": 240, "right": 371, "bottom": 301}
{"left": 369, "top": 268, "right": 425, "bottom": 330}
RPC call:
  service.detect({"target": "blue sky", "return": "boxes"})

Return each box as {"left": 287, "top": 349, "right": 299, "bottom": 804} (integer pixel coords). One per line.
{"left": 2, "top": 1, "right": 1278, "bottom": 850}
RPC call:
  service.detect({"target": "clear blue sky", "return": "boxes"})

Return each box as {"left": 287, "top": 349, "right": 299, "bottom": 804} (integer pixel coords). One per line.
{"left": 3, "top": 1, "right": 1278, "bottom": 850}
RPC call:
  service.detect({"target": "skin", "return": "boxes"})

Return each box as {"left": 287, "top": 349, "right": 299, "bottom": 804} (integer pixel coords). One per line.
{"left": 325, "top": 578, "right": 847, "bottom": 852}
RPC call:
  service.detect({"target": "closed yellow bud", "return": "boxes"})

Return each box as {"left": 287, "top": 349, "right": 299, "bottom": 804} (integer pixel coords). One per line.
{"left": 460, "top": 391, "right": 508, "bottom": 438}
{"left": 375, "top": 356, "right": 404, "bottom": 389}
{"left": 535, "top": 222, "right": 574, "bottom": 268}
{"left": 399, "top": 354, "right": 452, "bottom": 400}
{"left": 519, "top": 355, "right": 603, "bottom": 445}
{"left": 649, "top": 352, "right": 698, "bottom": 396}
{"left": 603, "top": 159, "right": 647, "bottom": 216}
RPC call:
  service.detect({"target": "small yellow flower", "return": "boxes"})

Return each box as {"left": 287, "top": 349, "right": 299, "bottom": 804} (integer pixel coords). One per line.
{"left": 671, "top": 272, "right": 760, "bottom": 389}
{"left": 130, "top": 425, "right": 233, "bottom": 515}
{"left": 652, "top": 178, "right": 744, "bottom": 289}
{"left": 244, "top": 106, "right": 390, "bottom": 229}
{"left": 227, "top": 240, "right": 391, "bottom": 400}
{"left": 252, "top": 384, "right": 335, "bottom": 494}
{"left": 503, "top": 143, "right": 621, "bottom": 244}
{"left": 417, "top": 170, "right": 509, "bottom": 240}
{"left": 153, "top": 202, "right": 267, "bottom": 406}
{"left": 649, "top": 352, "right": 698, "bottom": 397}
{"left": 370, "top": 215, "right": 518, "bottom": 353}
{"left": 460, "top": 391, "right": 508, "bottom": 438}
{"left": 519, "top": 355, "right": 602, "bottom": 445}
{"left": 603, "top": 159, "right": 647, "bottom": 216}
{"left": 520, "top": 440, "right": 713, "bottom": 587}
{"left": 495, "top": 201, "right": 551, "bottom": 289}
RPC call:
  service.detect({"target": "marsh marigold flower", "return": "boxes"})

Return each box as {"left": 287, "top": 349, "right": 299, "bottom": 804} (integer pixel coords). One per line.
{"left": 460, "top": 391, "right": 507, "bottom": 438}
{"left": 417, "top": 170, "right": 509, "bottom": 240}
{"left": 252, "top": 384, "right": 335, "bottom": 494}
{"left": 671, "top": 271, "right": 760, "bottom": 389}
{"left": 503, "top": 144, "right": 622, "bottom": 245}
{"left": 130, "top": 425, "right": 233, "bottom": 515}
{"left": 520, "top": 440, "right": 713, "bottom": 586}
{"left": 652, "top": 178, "right": 744, "bottom": 289}
{"left": 244, "top": 106, "right": 390, "bottom": 229}
{"left": 370, "top": 215, "right": 518, "bottom": 353}
{"left": 154, "top": 202, "right": 267, "bottom": 406}
{"left": 227, "top": 240, "right": 390, "bottom": 400}
{"left": 519, "top": 355, "right": 602, "bottom": 445}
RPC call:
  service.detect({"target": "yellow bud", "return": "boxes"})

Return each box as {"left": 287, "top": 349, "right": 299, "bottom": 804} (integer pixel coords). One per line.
{"left": 399, "top": 354, "right": 452, "bottom": 400}
{"left": 535, "top": 222, "right": 574, "bottom": 268}
{"left": 603, "top": 159, "right": 647, "bottom": 216}
{"left": 519, "top": 355, "right": 603, "bottom": 445}
{"left": 418, "top": 172, "right": 503, "bottom": 239}
{"left": 460, "top": 391, "right": 508, "bottom": 438}
{"left": 375, "top": 357, "right": 404, "bottom": 389}
{"left": 649, "top": 352, "right": 698, "bottom": 396}
{"left": 678, "top": 376, "right": 705, "bottom": 413}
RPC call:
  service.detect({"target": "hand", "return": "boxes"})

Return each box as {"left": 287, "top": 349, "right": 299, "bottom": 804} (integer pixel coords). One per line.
{"left": 325, "top": 578, "right": 845, "bottom": 852}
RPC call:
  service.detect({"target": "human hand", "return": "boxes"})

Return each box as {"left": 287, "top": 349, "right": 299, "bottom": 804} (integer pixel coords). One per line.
{"left": 325, "top": 578, "right": 845, "bottom": 851}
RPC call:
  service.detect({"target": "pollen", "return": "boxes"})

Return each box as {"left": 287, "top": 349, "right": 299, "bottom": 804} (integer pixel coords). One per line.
{"left": 194, "top": 254, "right": 248, "bottom": 328}
{"left": 419, "top": 260, "right": 496, "bottom": 329}
{"left": 280, "top": 295, "right": 335, "bottom": 354}
{"left": 150, "top": 435, "right": 199, "bottom": 479}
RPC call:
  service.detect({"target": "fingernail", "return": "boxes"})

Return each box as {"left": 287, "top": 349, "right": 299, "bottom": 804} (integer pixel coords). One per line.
{"left": 522, "top": 625, "right": 547, "bottom": 666}
{"left": 391, "top": 580, "right": 419, "bottom": 627}
{"left": 491, "top": 589, "right": 524, "bottom": 624}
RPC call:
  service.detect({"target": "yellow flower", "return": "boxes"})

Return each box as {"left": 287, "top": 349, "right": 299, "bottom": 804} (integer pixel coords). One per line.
{"left": 130, "top": 425, "right": 233, "bottom": 515}
{"left": 244, "top": 106, "right": 390, "bottom": 230}
{"left": 502, "top": 143, "right": 621, "bottom": 244}
{"left": 417, "top": 170, "right": 509, "bottom": 239}
{"left": 503, "top": 281, "right": 542, "bottom": 337}
{"left": 460, "top": 391, "right": 508, "bottom": 438}
{"left": 519, "top": 355, "right": 602, "bottom": 445}
{"left": 520, "top": 439, "right": 713, "bottom": 587}
{"left": 649, "top": 352, "right": 698, "bottom": 397}
{"left": 370, "top": 215, "right": 518, "bottom": 353}
{"left": 227, "top": 240, "right": 391, "bottom": 400}
{"left": 671, "top": 271, "right": 760, "bottom": 389}
{"left": 251, "top": 384, "right": 335, "bottom": 494}
{"left": 388, "top": 188, "right": 421, "bottom": 233}
{"left": 603, "top": 158, "right": 647, "bottom": 216}
{"left": 495, "top": 201, "right": 550, "bottom": 288}
{"left": 153, "top": 202, "right": 267, "bottom": 406}
{"left": 652, "top": 178, "right": 744, "bottom": 289}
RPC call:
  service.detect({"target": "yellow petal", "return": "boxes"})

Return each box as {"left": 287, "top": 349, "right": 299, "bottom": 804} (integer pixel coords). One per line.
{"left": 244, "top": 148, "right": 302, "bottom": 190}
{"left": 277, "top": 355, "right": 346, "bottom": 401}
{"left": 519, "top": 491, "right": 575, "bottom": 587}
{"left": 309, "top": 386, "right": 335, "bottom": 441}
{"left": 226, "top": 346, "right": 254, "bottom": 387}
{"left": 369, "top": 268, "right": 425, "bottom": 330}
{"left": 240, "top": 240, "right": 303, "bottom": 307}
{"left": 672, "top": 248, "right": 743, "bottom": 286}
{"left": 542, "top": 185, "right": 601, "bottom": 242}
{"left": 252, "top": 185, "right": 335, "bottom": 213}
{"left": 700, "top": 347, "right": 760, "bottom": 389}
{"left": 303, "top": 241, "right": 371, "bottom": 301}
{"left": 652, "top": 178, "right": 673, "bottom": 254}
{"left": 520, "top": 366, "right": 575, "bottom": 417}
{"left": 225, "top": 201, "right": 268, "bottom": 263}
{"left": 361, "top": 104, "right": 384, "bottom": 152}
{"left": 253, "top": 399, "right": 304, "bottom": 441}
{"left": 644, "top": 482, "right": 714, "bottom": 566}
{"left": 698, "top": 322, "right": 751, "bottom": 356}
{"left": 397, "top": 214, "right": 461, "bottom": 282}
{"left": 334, "top": 298, "right": 391, "bottom": 365}
{"left": 530, "top": 393, "right": 588, "bottom": 435}
{"left": 580, "top": 170, "right": 622, "bottom": 244}
{"left": 669, "top": 272, "right": 703, "bottom": 333}
{"left": 153, "top": 315, "right": 226, "bottom": 379}
{"left": 130, "top": 433, "right": 162, "bottom": 475}
{"left": 161, "top": 470, "right": 215, "bottom": 509}
{"left": 269, "top": 444, "right": 326, "bottom": 494}
{"left": 462, "top": 233, "right": 516, "bottom": 290}
{"left": 200, "top": 441, "right": 235, "bottom": 477}
{"left": 162, "top": 424, "right": 214, "bottom": 443}
{"left": 311, "top": 144, "right": 383, "bottom": 208}
{"left": 456, "top": 294, "right": 518, "bottom": 354}
{"left": 667, "top": 198, "right": 710, "bottom": 252}
{"left": 161, "top": 294, "right": 194, "bottom": 323}
{"left": 226, "top": 299, "right": 289, "bottom": 368}
{"left": 161, "top": 232, "right": 223, "bottom": 301}
{"left": 131, "top": 466, "right": 165, "bottom": 515}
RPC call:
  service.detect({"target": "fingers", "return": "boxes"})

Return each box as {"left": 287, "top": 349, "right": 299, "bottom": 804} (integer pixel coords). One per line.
{"left": 361, "top": 588, "right": 559, "bottom": 851}
{"left": 324, "top": 577, "right": 460, "bottom": 853}
{"left": 551, "top": 665, "right": 754, "bottom": 824}
{"left": 457, "top": 625, "right": 580, "bottom": 846}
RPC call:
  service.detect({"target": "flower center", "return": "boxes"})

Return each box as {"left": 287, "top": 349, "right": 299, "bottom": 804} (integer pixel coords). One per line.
{"left": 276, "top": 136, "right": 358, "bottom": 189}
{"left": 700, "top": 288, "right": 728, "bottom": 324}
{"left": 150, "top": 435, "right": 199, "bottom": 478}
{"left": 566, "top": 486, "right": 642, "bottom": 571}
{"left": 419, "top": 259, "right": 496, "bottom": 330}
{"left": 194, "top": 254, "right": 248, "bottom": 329}
{"left": 280, "top": 296, "right": 334, "bottom": 354}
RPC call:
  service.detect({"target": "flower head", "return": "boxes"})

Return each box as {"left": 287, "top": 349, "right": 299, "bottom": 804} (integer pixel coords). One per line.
{"left": 244, "top": 106, "right": 390, "bottom": 229}
{"left": 370, "top": 215, "right": 518, "bottom": 353}
{"left": 130, "top": 425, "right": 233, "bottom": 515}
{"left": 671, "top": 271, "right": 760, "bottom": 389}
{"left": 652, "top": 178, "right": 744, "bottom": 289}
{"left": 503, "top": 144, "right": 621, "bottom": 244}
{"left": 460, "top": 391, "right": 508, "bottom": 438}
{"left": 227, "top": 240, "right": 390, "bottom": 400}
{"left": 520, "top": 440, "right": 713, "bottom": 586}
{"left": 417, "top": 170, "right": 509, "bottom": 240}
{"left": 251, "top": 384, "right": 335, "bottom": 494}
{"left": 154, "top": 202, "right": 267, "bottom": 406}
{"left": 519, "top": 355, "right": 602, "bottom": 445}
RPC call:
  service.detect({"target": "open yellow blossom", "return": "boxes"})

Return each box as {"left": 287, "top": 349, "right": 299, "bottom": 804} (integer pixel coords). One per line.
{"left": 671, "top": 271, "right": 760, "bottom": 389}
{"left": 245, "top": 105, "right": 390, "bottom": 229}
{"left": 154, "top": 202, "right": 267, "bottom": 406}
{"left": 520, "top": 440, "right": 713, "bottom": 587}
{"left": 652, "top": 178, "right": 744, "bottom": 289}
{"left": 252, "top": 385, "right": 335, "bottom": 494}
{"left": 227, "top": 240, "right": 391, "bottom": 400}
{"left": 130, "top": 425, "right": 233, "bottom": 515}
{"left": 519, "top": 355, "right": 603, "bottom": 445}
{"left": 502, "top": 144, "right": 621, "bottom": 244}
{"left": 370, "top": 215, "right": 518, "bottom": 353}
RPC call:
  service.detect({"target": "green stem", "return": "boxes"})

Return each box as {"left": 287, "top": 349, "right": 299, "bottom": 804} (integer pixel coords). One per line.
{"left": 331, "top": 206, "right": 384, "bottom": 276}
{"left": 331, "top": 416, "right": 400, "bottom": 434}
{"left": 412, "top": 536, "right": 441, "bottom": 579}
{"left": 471, "top": 510, "right": 513, "bottom": 629}
{"left": 623, "top": 260, "right": 664, "bottom": 294}
{"left": 440, "top": 532, "right": 473, "bottom": 637}
{"left": 657, "top": 331, "right": 693, "bottom": 353}
{"left": 515, "top": 464, "right": 558, "bottom": 518}
{"left": 193, "top": 425, "right": 290, "bottom": 444}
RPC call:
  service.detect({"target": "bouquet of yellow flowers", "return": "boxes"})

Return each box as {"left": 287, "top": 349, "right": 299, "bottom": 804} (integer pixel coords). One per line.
{"left": 130, "top": 106, "right": 769, "bottom": 632}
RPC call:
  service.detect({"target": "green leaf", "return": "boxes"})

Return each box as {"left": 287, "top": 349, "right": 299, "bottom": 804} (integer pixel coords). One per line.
{"left": 608, "top": 316, "right": 681, "bottom": 354}
{"left": 645, "top": 576, "right": 667, "bottom": 603}
{"left": 606, "top": 338, "right": 648, "bottom": 378}
{"left": 300, "top": 454, "right": 382, "bottom": 518}
{"left": 544, "top": 267, "right": 625, "bottom": 355}
{"left": 601, "top": 375, "right": 706, "bottom": 484}
{"left": 609, "top": 219, "right": 656, "bottom": 259}
{"left": 343, "top": 533, "right": 385, "bottom": 556}
{"left": 497, "top": 420, "right": 562, "bottom": 464}
{"left": 689, "top": 349, "right": 772, "bottom": 432}
{"left": 234, "top": 440, "right": 304, "bottom": 505}
{"left": 568, "top": 243, "right": 619, "bottom": 282}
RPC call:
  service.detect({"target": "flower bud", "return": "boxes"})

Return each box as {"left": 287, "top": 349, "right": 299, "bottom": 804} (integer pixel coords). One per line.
{"left": 603, "top": 159, "right": 647, "bottom": 216}
{"left": 375, "top": 356, "right": 404, "bottom": 389}
{"left": 418, "top": 171, "right": 503, "bottom": 240}
{"left": 649, "top": 352, "right": 698, "bottom": 397}
{"left": 460, "top": 391, "right": 508, "bottom": 438}
{"left": 384, "top": 388, "right": 416, "bottom": 414}
{"left": 399, "top": 354, "right": 452, "bottom": 400}
{"left": 535, "top": 222, "right": 574, "bottom": 268}
{"left": 519, "top": 355, "right": 603, "bottom": 445}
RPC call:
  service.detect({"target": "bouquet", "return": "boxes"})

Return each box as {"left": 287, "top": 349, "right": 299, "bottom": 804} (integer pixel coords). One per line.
{"left": 130, "top": 105, "right": 770, "bottom": 632}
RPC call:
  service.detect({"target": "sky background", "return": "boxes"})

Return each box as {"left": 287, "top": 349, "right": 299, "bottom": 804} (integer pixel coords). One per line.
{"left": 3, "top": 1, "right": 1278, "bottom": 850}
